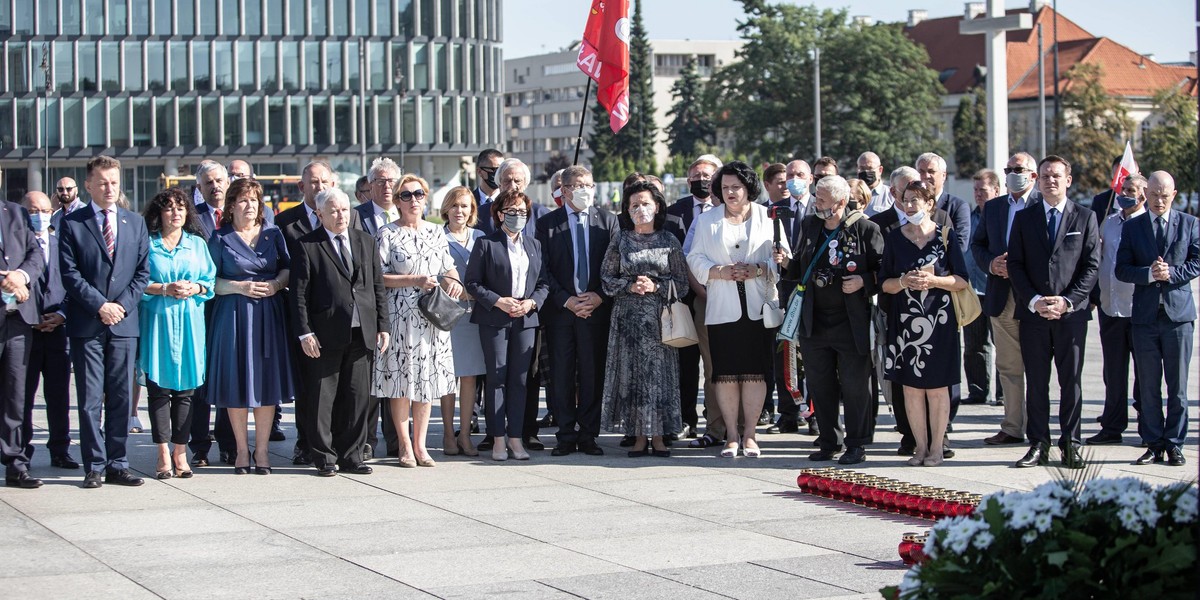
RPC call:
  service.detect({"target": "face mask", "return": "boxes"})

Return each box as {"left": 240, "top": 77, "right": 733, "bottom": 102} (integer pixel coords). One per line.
{"left": 630, "top": 205, "right": 656, "bottom": 225}
{"left": 857, "top": 170, "right": 878, "bottom": 187}
{"left": 689, "top": 179, "right": 712, "bottom": 199}
{"left": 568, "top": 187, "right": 595, "bottom": 211}
{"left": 1006, "top": 171, "right": 1031, "bottom": 194}
{"left": 908, "top": 210, "right": 928, "bottom": 226}
{"left": 503, "top": 212, "right": 527, "bottom": 233}
{"left": 814, "top": 207, "right": 836, "bottom": 220}
{"left": 787, "top": 178, "right": 808, "bottom": 198}
{"left": 1116, "top": 195, "right": 1139, "bottom": 210}
{"left": 482, "top": 169, "right": 498, "bottom": 190}
{"left": 29, "top": 213, "right": 51, "bottom": 233}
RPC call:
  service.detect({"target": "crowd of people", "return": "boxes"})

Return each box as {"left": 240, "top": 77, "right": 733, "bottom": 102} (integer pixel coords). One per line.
{"left": 1, "top": 146, "right": 1195, "bottom": 490}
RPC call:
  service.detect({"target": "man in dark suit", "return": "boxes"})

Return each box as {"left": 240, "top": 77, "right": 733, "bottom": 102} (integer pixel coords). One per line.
{"left": 477, "top": 158, "right": 549, "bottom": 237}
{"left": 972, "top": 152, "right": 1039, "bottom": 446}
{"left": 20, "top": 192, "right": 78, "bottom": 472}
{"left": 536, "top": 166, "right": 618, "bottom": 456}
{"left": 1, "top": 195, "right": 44, "bottom": 488}
{"left": 58, "top": 155, "right": 150, "bottom": 488}
{"left": 1007, "top": 155, "right": 1100, "bottom": 469}
{"left": 473, "top": 148, "right": 504, "bottom": 211}
{"left": 290, "top": 188, "right": 390, "bottom": 476}
{"left": 1116, "top": 171, "right": 1199, "bottom": 467}
{"left": 765, "top": 161, "right": 810, "bottom": 435}
{"left": 916, "top": 152, "right": 971, "bottom": 256}
{"left": 1088, "top": 156, "right": 1124, "bottom": 223}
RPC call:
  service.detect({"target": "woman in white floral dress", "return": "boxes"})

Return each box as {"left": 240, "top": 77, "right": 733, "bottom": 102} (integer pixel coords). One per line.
{"left": 373, "top": 174, "right": 463, "bottom": 468}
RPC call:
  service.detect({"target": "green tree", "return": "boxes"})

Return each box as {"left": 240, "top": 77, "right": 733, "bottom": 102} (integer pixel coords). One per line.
{"left": 588, "top": 0, "right": 657, "bottom": 180}
{"left": 665, "top": 56, "right": 716, "bottom": 159}
{"left": 1141, "top": 88, "right": 1198, "bottom": 195}
{"left": 1053, "top": 63, "right": 1133, "bottom": 194}
{"left": 952, "top": 86, "right": 988, "bottom": 177}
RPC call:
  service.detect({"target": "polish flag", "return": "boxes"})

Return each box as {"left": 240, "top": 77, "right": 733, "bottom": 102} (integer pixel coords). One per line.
{"left": 1110, "top": 141, "right": 1138, "bottom": 192}
{"left": 577, "top": 0, "right": 632, "bottom": 133}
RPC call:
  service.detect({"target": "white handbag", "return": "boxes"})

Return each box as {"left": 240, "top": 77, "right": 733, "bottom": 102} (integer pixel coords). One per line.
{"left": 661, "top": 280, "right": 698, "bottom": 348}
{"left": 761, "top": 263, "right": 784, "bottom": 328}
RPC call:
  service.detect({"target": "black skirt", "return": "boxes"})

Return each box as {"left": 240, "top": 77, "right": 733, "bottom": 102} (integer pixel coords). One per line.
{"left": 707, "top": 282, "right": 771, "bottom": 383}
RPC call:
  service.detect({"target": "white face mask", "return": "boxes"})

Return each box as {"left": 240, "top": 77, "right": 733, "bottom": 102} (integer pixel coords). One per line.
{"left": 1006, "top": 171, "right": 1032, "bottom": 194}
{"left": 568, "top": 186, "right": 595, "bottom": 211}
{"left": 630, "top": 204, "right": 656, "bottom": 225}
{"left": 908, "top": 210, "right": 928, "bottom": 226}
{"left": 29, "top": 213, "right": 52, "bottom": 233}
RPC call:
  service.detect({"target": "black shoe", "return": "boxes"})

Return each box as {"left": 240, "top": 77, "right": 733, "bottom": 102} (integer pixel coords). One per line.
{"left": 270, "top": 428, "right": 286, "bottom": 442}
{"left": 362, "top": 444, "right": 374, "bottom": 462}
{"left": 897, "top": 444, "right": 915, "bottom": 456}
{"left": 51, "top": 454, "right": 80, "bottom": 469}
{"left": 808, "top": 450, "right": 838, "bottom": 461}
{"left": 766, "top": 420, "right": 799, "bottom": 434}
{"left": 943, "top": 447, "right": 956, "bottom": 459}
{"left": 192, "top": 454, "right": 210, "bottom": 467}
{"left": 82, "top": 471, "right": 103, "bottom": 489}
{"left": 838, "top": 447, "right": 867, "bottom": 465}
{"left": 627, "top": 449, "right": 649, "bottom": 458}
{"left": 292, "top": 448, "right": 312, "bottom": 466}
{"left": 219, "top": 450, "right": 236, "bottom": 466}
{"left": 343, "top": 463, "right": 373, "bottom": 475}
{"left": 1015, "top": 444, "right": 1050, "bottom": 468}
{"left": 1085, "top": 431, "right": 1123, "bottom": 445}
{"left": 619, "top": 435, "right": 636, "bottom": 447}
{"left": 524, "top": 437, "right": 545, "bottom": 451}
{"left": 316, "top": 465, "right": 337, "bottom": 477}
{"left": 652, "top": 449, "right": 671, "bottom": 458}
{"left": 1062, "top": 445, "right": 1085, "bottom": 469}
{"left": 1134, "top": 449, "right": 1164, "bottom": 465}
{"left": 550, "top": 443, "right": 576, "bottom": 457}
{"left": 536, "top": 413, "right": 555, "bottom": 428}
{"left": 5, "top": 472, "right": 44, "bottom": 489}
{"left": 385, "top": 447, "right": 400, "bottom": 458}
{"left": 757, "top": 410, "right": 772, "bottom": 426}
{"left": 984, "top": 432, "right": 1025, "bottom": 445}
{"left": 579, "top": 443, "right": 605, "bottom": 456}
{"left": 105, "top": 469, "right": 145, "bottom": 486}
{"left": 1166, "top": 447, "right": 1186, "bottom": 467}
{"left": 477, "top": 438, "right": 494, "bottom": 451}
{"left": 806, "top": 418, "right": 819, "bottom": 436}
{"left": 234, "top": 466, "right": 250, "bottom": 475}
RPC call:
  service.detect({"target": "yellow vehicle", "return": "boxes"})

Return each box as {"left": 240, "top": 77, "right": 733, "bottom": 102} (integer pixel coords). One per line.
{"left": 158, "top": 174, "right": 303, "bottom": 214}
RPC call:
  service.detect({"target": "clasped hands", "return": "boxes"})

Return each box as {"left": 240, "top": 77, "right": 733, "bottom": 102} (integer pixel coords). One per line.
{"left": 0, "top": 270, "right": 30, "bottom": 303}
{"left": 1035, "top": 296, "right": 1068, "bottom": 320}
{"left": 496, "top": 296, "right": 535, "bottom": 318}
{"left": 715, "top": 262, "right": 758, "bottom": 282}
{"left": 417, "top": 275, "right": 464, "bottom": 299}
{"left": 567, "top": 291, "right": 603, "bottom": 318}
{"left": 163, "top": 280, "right": 202, "bottom": 299}
{"left": 989, "top": 252, "right": 1009, "bottom": 278}
{"left": 241, "top": 280, "right": 281, "bottom": 299}
{"left": 1151, "top": 256, "right": 1171, "bottom": 282}
{"left": 901, "top": 270, "right": 935, "bottom": 292}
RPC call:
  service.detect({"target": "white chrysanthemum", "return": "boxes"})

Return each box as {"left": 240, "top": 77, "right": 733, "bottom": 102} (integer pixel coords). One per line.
{"left": 1171, "top": 487, "right": 1197, "bottom": 523}
{"left": 972, "top": 531, "right": 995, "bottom": 550}
{"left": 1116, "top": 506, "right": 1143, "bottom": 533}
{"left": 1033, "top": 512, "right": 1054, "bottom": 533}
{"left": 1021, "top": 529, "right": 1038, "bottom": 544}
{"left": 898, "top": 564, "right": 923, "bottom": 596}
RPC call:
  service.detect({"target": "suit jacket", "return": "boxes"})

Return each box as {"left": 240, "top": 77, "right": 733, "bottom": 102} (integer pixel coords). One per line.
{"left": 353, "top": 201, "right": 385, "bottom": 238}
{"left": 1090, "top": 189, "right": 1116, "bottom": 224}
{"left": 535, "top": 205, "right": 618, "bottom": 326}
{"left": 1114, "top": 210, "right": 1200, "bottom": 324}
{"left": 0, "top": 201, "right": 43, "bottom": 325}
{"left": 57, "top": 203, "right": 150, "bottom": 338}
{"left": 289, "top": 227, "right": 389, "bottom": 348}
{"left": 769, "top": 198, "right": 809, "bottom": 252}
{"left": 937, "top": 192, "right": 972, "bottom": 256}
{"left": 870, "top": 206, "right": 950, "bottom": 314}
{"left": 477, "top": 201, "right": 549, "bottom": 237}
{"left": 970, "top": 195, "right": 1028, "bottom": 317}
{"left": 786, "top": 213, "right": 883, "bottom": 355}
{"left": 1006, "top": 199, "right": 1100, "bottom": 323}
{"left": 276, "top": 202, "right": 358, "bottom": 242}
{"left": 464, "top": 230, "right": 550, "bottom": 329}
{"left": 31, "top": 233, "right": 65, "bottom": 316}
{"left": 194, "top": 199, "right": 273, "bottom": 240}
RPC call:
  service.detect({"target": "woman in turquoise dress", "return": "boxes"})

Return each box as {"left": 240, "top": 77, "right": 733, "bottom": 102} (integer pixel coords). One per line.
{"left": 139, "top": 188, "right": 216, "bottom": 479}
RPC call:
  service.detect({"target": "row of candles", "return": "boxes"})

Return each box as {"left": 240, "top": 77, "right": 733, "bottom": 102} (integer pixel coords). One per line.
{"left": 796, "top": 467, "right": 982, "bottom": 520}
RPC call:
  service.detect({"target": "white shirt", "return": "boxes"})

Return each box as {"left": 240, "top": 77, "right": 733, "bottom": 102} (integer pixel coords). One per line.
{"left": 304, "top": 203, "right": 320, "bottom": 231}
{"left": 1027, "top": 198, "right": 1075, "bottom": 314}
{"left": 792, "top": 193, "right": 812, "bottom": 217}
{"left": 1004, "top": 190, "right": 1033, "bottom": 243}
{"left": 682, "top": 197, "right": 715, "bottom": 254}
{"left": 863, "top": 184, "right": 894, "bottom": 217}
{"left": 95, "top": 204, "right": 118, "bottom": 242}
{"left": 1099, "top": 207, "right": 1144, "bottom": 317}
{"left": 507, "top": 233, "right": 529, "bottom": 298}
{"left": 370, "top": 202, "right": 396, "bottom": 231}
{"left": 565, "top": 204, "right": 591, "bottom": 295}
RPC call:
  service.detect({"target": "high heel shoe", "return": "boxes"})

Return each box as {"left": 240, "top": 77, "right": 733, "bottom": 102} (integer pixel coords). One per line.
{"left": 416, "top": 456, "right": 437, "bottom": 467}
{"left": 398, "top": 456, "right": 417, "bottom": 468}
{"left": 720, "top": 442, "right": 740, "bottom": 458}
{"left": 907, "top": 448, "right": 928, "bottom": 467}
{"left": 743, "top": 439, "right": 762, "bottom": 458}
{"left": 509, "top": 444, "right": 530, "bottom": 461}
{"left": 155, "top": 470, "right": 173, "bottom": 480}
{"left": 459, "top": 435, "right": 479, "bottom": 457}
{"left": 254, "top": 466, "right": 272, "bottom": 475}
{"left": 233, "top": 465, "right": 250, "bottom": 475}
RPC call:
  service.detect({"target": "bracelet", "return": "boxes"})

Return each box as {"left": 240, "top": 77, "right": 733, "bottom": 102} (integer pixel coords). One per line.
{"left": 899, "top": 277, "right": 908, "bottom": 290}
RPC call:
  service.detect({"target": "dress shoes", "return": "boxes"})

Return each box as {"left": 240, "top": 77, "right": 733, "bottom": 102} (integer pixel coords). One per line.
{"left": 1061, "top": 445, "right": 1085, "bottom": 469}
{"left": 342, "top": 463, "right": 373, "bottom": 475}
{"left": 292, "top": 448, "right": 312, "bottom": 466}
{"left": 219, "top": 450, "right": 236, "bottom": 466}
{"left": 51, "top": 454, "right": 80, "bottom": 469}
{"left": 765, "top": 420, "right": 799, "bottom": 434}
{"left": 579, "top": 442, "right": 604, "bottom": 456}
{"left": 618, "top": 435, "right": 636, "bottom": 447}
{"left": 477, "top": 438, "right": 494, "bottom": 452}
{"left": 652, "top": 449, "right": 671, "bottom": 458}
{"left": 809, "top": 449, "right": 838, "bottom": 462}
{"left": 550, "top": 443, "right": 576, "bottom": 457}
{"left": 1166, "top": 447, "right": 1186, "bottom": 467}
{"left": 1134, "top": 449, "right": 1163, "bottom": 465}
{"left": 1085, "top": 431, "right": 1123, "bottom": 445}
{"left": 838, "top": 447, "right": 867, "bottom": 465}
{"left": 362, "top": 443, "right": 374, "bottom": 463}
{"left": 757, "top": 410, "right": 772, "bottom": 426}
{"left": 984, "top": 432, "right": 1025, "bottom": 445}
{"left": 316, "top": 465, "right": 337, "bottom": 477}
{"left": 627, "top": 448, "right": 649, "bottom": 458}
{"left": 535, "top": 413, "right": 555, "bottom": 428}
{"left": 524, "top": 437, "right": 545, "bottom": 451}
{"left": 105, "top": 469, "right": 145, "bottom": 486}
{"left": 269, "top": 428, "right": 286, "bottom": 442}
{"left": 1015, "top": 444, "right": 1050, "bottom": 468}
{"left": 5, "top": 472, "right": 43, "bottom": 489}
{"left": 805, "top": 417, "right": 819, "bottom": 436}
{"left": 192, "top": 454, "right": 210, "bottom": 467}
{"left": 82, "top": 471, "right": 103, "bottom": 488}
{"left": 897, "top": 442, "right": 915, "bottom": 456}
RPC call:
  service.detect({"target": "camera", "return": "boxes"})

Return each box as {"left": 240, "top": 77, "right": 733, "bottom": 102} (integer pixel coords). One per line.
{"left": 769, "top": 205, "right": 793, "bottom": 220}
{"left": 813, "top": 267, "right": 843, "bottom": 288}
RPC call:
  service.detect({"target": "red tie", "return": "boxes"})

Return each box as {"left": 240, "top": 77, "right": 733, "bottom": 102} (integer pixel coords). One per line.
{"left": 213, "top": 208, "right": 223, "bottom": 224}
{"left": 101, "top": 209, "right": 115, "bottom": 258}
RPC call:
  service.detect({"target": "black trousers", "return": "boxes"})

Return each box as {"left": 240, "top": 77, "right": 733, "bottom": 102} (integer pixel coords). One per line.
{"left": 798, "top": 320, "right": 873, "bottom": 452}
{"left": 300, "top": 330, "right": 373, "bottom": 469}
{"left": 188, "top": 384, "right": 234, "bottom": 456}
{"left": 364, "top": 397, "right": 399, "bottom": 454}
{"left": 480, "top": 324, "right": 536, "bottom": 438}
{"left": 22, "top": 327, "right": 72, "bottom": 461}
{"left": 146, "top": 380, "right": 195, "bottom": 445}
{"left": 677, "top": 344, "right": 701, "bottom": 429}
{"left": 1020, "top": 318, "right": 1087, "bottom": 448}
{"left": 522, "top": 327, "right": 545, "bottom": 439}
{"left": 0, "top": 314, "right": 32, "bottom": 477}
{"left": 546, "top": 318, "right": 608, "bottom": 445}
{"left": 1097, "top": 311, "right": 1142, "bottom": 437}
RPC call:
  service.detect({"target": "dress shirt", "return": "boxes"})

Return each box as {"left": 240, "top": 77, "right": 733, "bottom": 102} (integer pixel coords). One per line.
{"left": 1098, "top": 207, "right": 1144, "bottom": 317}
{"left": 1027, "top": 199, "right": 1075, "bottom": 314}
{"left": 369, "top": 202, "right": 397, "bottom": 232}
{"left": 682, "top": 198, "right": 715, "bottom": 254}
{"left": 565, "top": 203, "right": 591, "bottom": 295}
{"left": 863, "top": 184, "right": 894, "bottom": 217}
{"left": 1004, "top": 190, "right": 1033, "bottom": 243}
{"left": 1148, "top": 209, "right": 1172, "bottom": 285}
{"left": 964, "top": 208, "right": 988, "bottom": 294}
{"left": 304, "top": 203, "right": 320, "bottom": 231}
{"left": 64, "top": 198, "right": 85, "bottom": 214}
{"left": 95, "top": 204, "right": 119, "bottom": 241}
{"left": 892, "top": 205, "right": 910, "bottom": 225}
{"left": 296, "top": 228, "right": 359, "bottom": 340}
{"left": 507, "top": 233, "right": 530, "bottom": 299}
{"left": 793, "top": 193, "right": 812, "bottom": 217}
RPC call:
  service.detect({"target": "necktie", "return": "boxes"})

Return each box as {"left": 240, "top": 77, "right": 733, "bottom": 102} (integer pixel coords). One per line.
{"left": 1155, "top": 216, "right": 1167, "bottom": 255}
{"left": 101, "top": 209, "right": 115, "bottom": 258}
{"left": 37, "top": 236, "right": 47, "bottom": 266}
{"left": 213, "top": 208, "right": 223, "bottom": 225}
{"left": 387, "top": 208, "right": 399, "bottom": 223}
{"left": 575, "top": 212, "right": 589, "bottom": 292}
{"left": 309, "top": 211, "right": 319, "bottom": 231}
{"left": 1046, "top": 207, "right": 1058, "bottom": 245}
{"left": 335, "top": 234, "right": 351, "bottom": 272}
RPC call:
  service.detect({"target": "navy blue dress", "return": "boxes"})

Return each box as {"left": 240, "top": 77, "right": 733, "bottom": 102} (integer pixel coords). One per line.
{"left": 206, "top": 225, "right": 296, "bottom": 408}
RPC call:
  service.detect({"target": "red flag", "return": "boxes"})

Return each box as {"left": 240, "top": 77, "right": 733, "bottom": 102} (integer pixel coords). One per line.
{"left": 577, "top": 0, "right": 631, "bottom": 133}
{"left": 1110, "top": 141, "right": 1138, "bottom": 192}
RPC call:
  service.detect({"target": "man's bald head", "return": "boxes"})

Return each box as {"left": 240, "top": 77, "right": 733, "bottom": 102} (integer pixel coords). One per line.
{"left": 23, "top": 190, "right": 52, "bottom": 211}
{"left": 1146, "top": 171, "right": 1177, "bottom": 217}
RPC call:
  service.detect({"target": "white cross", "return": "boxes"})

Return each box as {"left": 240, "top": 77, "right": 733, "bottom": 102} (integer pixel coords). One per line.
{"left": 960, "top": 1, "right": 1032, "bottom": 173}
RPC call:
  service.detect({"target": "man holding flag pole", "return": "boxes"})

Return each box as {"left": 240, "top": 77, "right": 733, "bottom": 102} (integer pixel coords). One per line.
{"left": 1090, "top": 142, "right": 1138, "bottom": 221}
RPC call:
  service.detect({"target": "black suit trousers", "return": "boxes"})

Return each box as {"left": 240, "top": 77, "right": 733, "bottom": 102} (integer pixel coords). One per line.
{"left": 1019, "top": 318, "right": 1087, "bottom": 448}
{"left": 798, "top": 320, "right": 873, "bottom": 452}
{"left": 23, "top": 327, "right": 72, "bottom": 461}
{"left": 480, "top": 324, "right": 536, "bottom": 438}
{"left": 300, "top": 330, "right": 373, "bottom": 468}
{"left": 546, "top": 318, "right": 609, "bottom": 445}
{"left": 1097, "top": 311, "right": 1142, "bottom": 438}
{"left": 0, "top": 314, "right": 32, "bottom": 476}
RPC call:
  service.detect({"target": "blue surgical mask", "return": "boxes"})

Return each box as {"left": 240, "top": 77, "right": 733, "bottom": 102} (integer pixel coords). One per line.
{"left": 29, "top": 213, "right": 51, "bottom": 233}
{"left": 787, "top": 178, "right": 808, "bottom": 198}
{"left": 503, "top": 212, "right": 527, "bottom": 233}
{"left": 1116, "top": 195, "right": 1139, "bottom": 210}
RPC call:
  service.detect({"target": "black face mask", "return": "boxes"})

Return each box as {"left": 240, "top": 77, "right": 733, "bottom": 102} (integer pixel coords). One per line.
{"left": 857, "top": 170, "right": 877, "bottom": 187}
{"left": 480, "top": 167, "right": 498, "bottom": 190}
{"left": 690, "top": 179, "right": 712, "bottom": 200}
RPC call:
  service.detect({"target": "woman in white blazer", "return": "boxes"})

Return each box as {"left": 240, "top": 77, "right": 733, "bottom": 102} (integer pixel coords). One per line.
{"left": 686, "top": 161, "right": 790, "bottom": 458}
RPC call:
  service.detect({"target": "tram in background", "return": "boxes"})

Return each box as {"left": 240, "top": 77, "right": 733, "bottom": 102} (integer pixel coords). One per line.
{"left": 158, "top": 173, "right": 303, "bottom": 214}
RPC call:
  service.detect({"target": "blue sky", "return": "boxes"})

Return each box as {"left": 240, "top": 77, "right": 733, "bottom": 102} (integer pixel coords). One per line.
{"left": 503, "top": 0, "right": 1196, "bottom": 64}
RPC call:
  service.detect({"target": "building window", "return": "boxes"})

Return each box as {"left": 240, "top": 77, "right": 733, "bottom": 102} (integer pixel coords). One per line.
{"left": 41, "top": 0, "right": 59, "bottom": 35}
{"left": 132, "top": 98, "right": 151, "bottom": 146}
{"left": 369, "top": 41, "right": 386, "bottom": 90}
{"left": 132, "top": 0, "right": 150, "bottom": 35}
{"left": 304, "top": 41, "right": 321, "bottom": 91}
{"left": 178, "top": 98, "right": 197, "bottom": 146}
{"left": 194, "top": 42, "right": 212, "bottom": 91}
{"left": 432, "top": 43, "right": 445, "bottom": 89}
{"left": 13, "top": 0, "right": 32, "bottom": 35}
{"left": 101, "top": 42, "right": 120, "bottom": 91}
{"left": 288, "top": 0, "right": 305, "bottom": 35}
{"left": 419, "top": 96, "right": 433, "bottom": 143}
{"left": 79, "top": 42, "right": 97, "bottom": 91}
{"left": 268, "top": 97, "right": 286, "bottom": 144}
{"left": 86, "top": 98, "right": 105, "bottom": 147}
{"left": 146, "top": 41, "right": 166, "bottom": 91}
{"left": 85, "top": 0, "right": 104, "bottom": 34}
{"left": 418, "top": 0, "right": 434, "bottom": 37}
{"left": 312, "top": 96, "right": 330, "bottom": 144}
{"left": 440, "top": 0, "right": 453, "bottom": 37}
{"left": 333, "top": 97, "right": 353, "bottom": 144}
{"left": 458, "top": 0, "right": 470, "bottom": 38}
{"left": 237, "top": 41, "right": 255, "bottom": 92}
{"left": 333, "top": 1, "right": 349, "bottom": 36}
{"left": 328, "top": 43, "right": 344, "bottom": 90}
{"left": 378, "top": 97, "right": 394, "bottom": 143}
{"left": 170, "top": 42, "right": 189, "bottom": 90}
{"left": 224, "top": 98, "right": 242, "bottom": 146}
{"left": 261, "top": 42, "right": 278, "bottom": 90}
{"left": 245, "top": 0, "right": 262, "bottom": 35}
{"left": 63, "top": 98, "right": 84, "bottom": 147}
{"left": 124, "top": 43, "right": 143, "bottom": 91}
{"left": 311, "top": 0, "right": 327, "bottom": 36}
{"left": 375, "top": 0, "right": 392, "bottom": 37}
{"left": 440, "top": 96, "right": 452, "bottom": 144}
{"left": 281, "top": 42, "right": 299, "bottom": 89}
{"left": 7, "top": 44, "right": 28, "bottom": 93}
{"left": 397, "top": 0, "right": 413, "bottom": 38}
{"left": 401, "top": 96, "right": 415, "bottom": 144}
{"left": 200, "top": 0, "right": 218, "bottom": 35}
{"left": 290, "top": 97, "right": 309, "bottom": 144}
{"left": 154, "top": 0, "right": 171, "bottom": 35}
{"left": 413, "top": 43, "right": 428, "bottom": 90}
{"left": 111, "top": 98, "right": 130, "bottom": 147}
{"left": 44, "top": 98, "right": 61, "bottom": 147}
{"left": 155, "top": 98, "right": 174, "bottom": 146}
{"left": 225, "top": 0, "right": 243, "bottom": 35}
{"left": 347, "top": 41, "right": 361, "bottom": 90}
{"left": 246, "top": 97, "right": 265, "bottom": 144}
{"left": 355, "top": 0, "right": 370, "bottom": 36}
{"left": 178, "top": 0, "right": 195, "bottom": 36}
{"left": 201, "top": 98, "right": 221, "bottom": 146}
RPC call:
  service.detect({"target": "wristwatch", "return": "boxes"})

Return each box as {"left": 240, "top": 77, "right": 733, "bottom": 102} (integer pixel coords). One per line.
{"left": 755, "top": 265, "right": 764, "bottom": 278}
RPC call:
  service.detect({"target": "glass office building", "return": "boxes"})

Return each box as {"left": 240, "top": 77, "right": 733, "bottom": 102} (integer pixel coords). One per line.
{"left": 0, "top": 0, "right": 504, "bottom": 206}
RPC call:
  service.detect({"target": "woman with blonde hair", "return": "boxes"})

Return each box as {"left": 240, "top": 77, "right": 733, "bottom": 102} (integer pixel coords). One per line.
{"left": 440, "top": 186, "right": 485, "bottom": 456}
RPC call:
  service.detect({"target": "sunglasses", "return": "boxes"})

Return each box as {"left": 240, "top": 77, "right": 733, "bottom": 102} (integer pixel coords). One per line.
{"left": 1003, "top": 166, "right": 1033, "bottom": 174}
{"left": 397, "top": 189, "right": 427, "bottom": 202}
{"left": 56, "top": 186, "right": 76, "bottom": 192}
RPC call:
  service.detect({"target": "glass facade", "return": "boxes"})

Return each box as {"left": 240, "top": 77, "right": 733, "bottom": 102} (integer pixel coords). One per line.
{"left": 1, "top": 0, "right": 505, "bottom": 205}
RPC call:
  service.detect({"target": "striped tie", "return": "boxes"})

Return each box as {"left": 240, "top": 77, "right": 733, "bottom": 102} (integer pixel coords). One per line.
{"left": 101, "top": 209, "right": 115, "bottom": 258}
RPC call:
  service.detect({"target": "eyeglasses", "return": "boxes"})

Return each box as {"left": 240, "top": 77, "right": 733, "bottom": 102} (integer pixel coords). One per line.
{"left": 397, "top": 189, "right": 427, "bottom": 202}
{"left": 1003, "top": 166, "right": 1033, "bottom": 174}
{"left": 372, "top": 178, "right": 399, "bottom": 187}
{"left": 564, "top": 183, "right": 596, "bottom": 191}
{"left": 56, "top": 186, "right": 76, "bottom": 192}
{"left": 501, "top": 209, "right": 529, "bottom": 217}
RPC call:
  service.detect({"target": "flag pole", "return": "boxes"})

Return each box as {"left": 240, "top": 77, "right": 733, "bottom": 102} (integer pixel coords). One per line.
{"left": 572, "top": 78, "right": 593, "bottom": 166}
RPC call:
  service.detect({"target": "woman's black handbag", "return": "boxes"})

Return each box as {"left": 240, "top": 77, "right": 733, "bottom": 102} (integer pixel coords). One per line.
{"left": 417, "top": 275, "right": 466, "bottom": 331}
